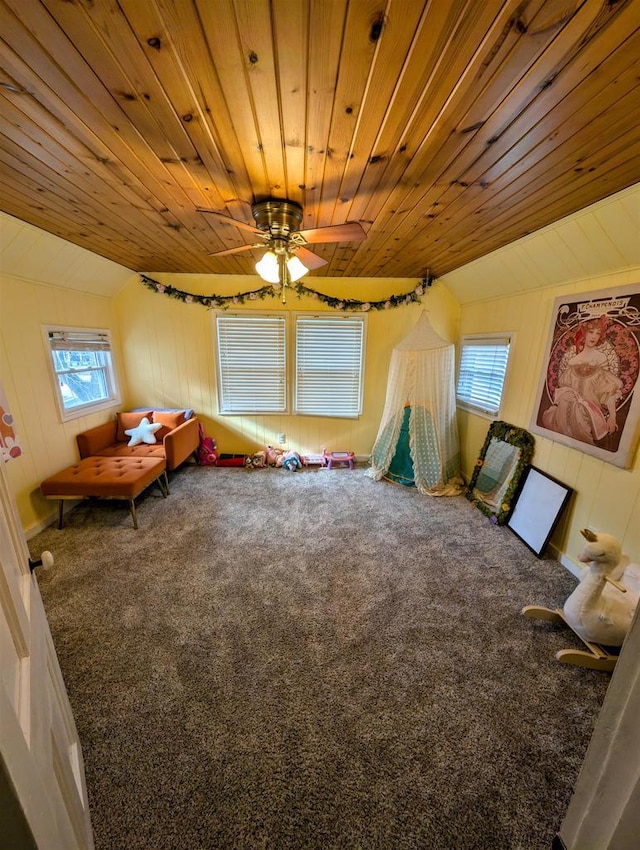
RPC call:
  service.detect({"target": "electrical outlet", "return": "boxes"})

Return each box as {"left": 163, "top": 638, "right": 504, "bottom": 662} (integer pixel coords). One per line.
{"left": 278, "top": 433, "right": 286, "bottom": 445}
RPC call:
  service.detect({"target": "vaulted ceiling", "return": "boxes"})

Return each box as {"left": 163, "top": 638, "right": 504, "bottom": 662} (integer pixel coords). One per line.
{"left": 1, "top": 0, "right": 639, "bottom": 280}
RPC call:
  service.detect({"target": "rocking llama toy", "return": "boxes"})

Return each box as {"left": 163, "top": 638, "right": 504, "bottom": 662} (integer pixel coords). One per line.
{"left": 522, "top": 529, "right": 639, "bottom": 671}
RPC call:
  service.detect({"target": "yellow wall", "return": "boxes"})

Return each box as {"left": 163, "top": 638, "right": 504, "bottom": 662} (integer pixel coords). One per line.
{"left": 457, "top": 268, "right": 640, "bottom": 564}
{"left": 0, "top": 241, "right": 458, "bottom": 533}
{"left": 114, "top": 273, "right": 460, "bottom": 456}
{"left": 3, "top": 207, "right": 638, "bottom": 572}
{"left": 0, "top": 272, "right": 130, "bottom": 532}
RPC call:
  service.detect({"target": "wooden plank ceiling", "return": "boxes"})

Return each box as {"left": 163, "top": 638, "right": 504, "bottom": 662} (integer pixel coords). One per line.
{"left": 1, "top": 0, "right": 639, "bottom": 279}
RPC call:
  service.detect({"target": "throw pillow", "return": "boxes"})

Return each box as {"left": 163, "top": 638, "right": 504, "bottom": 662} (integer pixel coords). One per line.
{"left": 124, "top": 417, "right": 162, "bottom": 447}
{"left": 117, "top": 410, "right": 152, "bottom": 442}
{"left": 152, "top": 410, "right": 186, "bottom": 440}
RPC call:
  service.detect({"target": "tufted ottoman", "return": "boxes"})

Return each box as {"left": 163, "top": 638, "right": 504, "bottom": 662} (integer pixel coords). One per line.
{"left": 41, "top": 456, "right": 169, "bottom": 529}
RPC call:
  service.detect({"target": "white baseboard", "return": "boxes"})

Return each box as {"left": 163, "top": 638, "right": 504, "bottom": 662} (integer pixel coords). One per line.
{"left": 24, "top": 501, "right": 81, "bottom": 540}
{"left": 547, "top": 541, "right": 582, "bottom": 579}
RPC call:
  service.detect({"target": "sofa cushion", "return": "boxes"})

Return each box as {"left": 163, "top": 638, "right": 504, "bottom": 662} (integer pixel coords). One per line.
{"left": 92, "top": 444, "right": 166, "bottom": 461}
{"left": 117, "top": 410, "right": 152, "bottom": 442}
{"left": 152, "top": 410, "right": 186, "bottom": 440}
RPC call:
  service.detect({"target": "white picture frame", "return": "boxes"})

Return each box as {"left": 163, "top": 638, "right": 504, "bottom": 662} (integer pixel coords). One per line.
{"left": 507, "top": 466, "right": 573, "bottom": 558}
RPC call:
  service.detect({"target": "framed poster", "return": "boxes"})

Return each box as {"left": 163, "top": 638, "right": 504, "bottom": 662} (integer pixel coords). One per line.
{"left": 530, "top": 283, "right": 640, "bottom": 468}
{"left": 507, "top": 467, "right": 573, "bottom": 558}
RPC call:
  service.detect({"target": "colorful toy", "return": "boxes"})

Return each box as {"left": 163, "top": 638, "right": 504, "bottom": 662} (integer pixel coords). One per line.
{"left": 245, "top": 451, "right": 267, "bottom": 468}
{"left": 323, "top": 449, "right": 355, "bottom": 469}
{"left": 266, "top": 445, "right": 284, "bottom": 466}
{"left": 522, "top": 529, "right": 640, "bottom": 671}
{"left": 281, "top": 450, "right": 303, "bottom": 471}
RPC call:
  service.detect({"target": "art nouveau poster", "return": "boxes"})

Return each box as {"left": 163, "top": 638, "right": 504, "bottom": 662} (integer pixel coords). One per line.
{"left": 530, "top": 283, "right": 640, "bottom": 468}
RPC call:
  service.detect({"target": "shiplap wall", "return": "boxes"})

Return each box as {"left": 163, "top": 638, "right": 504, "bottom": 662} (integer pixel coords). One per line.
{"left": 0, "top": 211, "right": 133, "bottom": 296}
{"left": 441, "top": 184, "right": 639, "bottom": 304}
{"left": 114, "top": 274, "right": 460, "bottom": 458}
{"left": 2, "top": 195, "right": 638, "bottom": 563}
{"left": 444, "top": 186, "right": 640, "bottom": 565}
{"left": 0, "top": 273, "right": 129, "bottom": 530}
{"left": 456, "top": 268, "right": 640, "bottom": 567}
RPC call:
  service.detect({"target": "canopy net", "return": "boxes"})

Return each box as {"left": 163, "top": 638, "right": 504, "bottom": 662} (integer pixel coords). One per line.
{"left": 368, "top": 312, "right": 464, "bottom": 496}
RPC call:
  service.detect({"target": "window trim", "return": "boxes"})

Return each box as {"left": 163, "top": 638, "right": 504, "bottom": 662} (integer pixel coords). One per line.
{"left": 43, "top": 324, "right": 121, "bottom": 422}
{"left": 456, "top": 332, "right": 513, "bottom": 418}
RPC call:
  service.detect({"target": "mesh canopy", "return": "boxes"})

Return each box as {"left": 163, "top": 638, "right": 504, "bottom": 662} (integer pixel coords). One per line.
{"left": 368, "top": 312, "right": 463, "bottom": 496}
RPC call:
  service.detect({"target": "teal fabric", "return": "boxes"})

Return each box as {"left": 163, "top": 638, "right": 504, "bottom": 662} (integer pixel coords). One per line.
{"left": 382, "top": 405, "right": 440, "bottom": 489}
{"left": 385, "top": 406, "right": 414, "bottom": 486}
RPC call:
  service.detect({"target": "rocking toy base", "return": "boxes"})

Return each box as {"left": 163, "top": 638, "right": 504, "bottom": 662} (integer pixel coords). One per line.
{"left": 521, "top": 605, "right": 619, "bottom": 672}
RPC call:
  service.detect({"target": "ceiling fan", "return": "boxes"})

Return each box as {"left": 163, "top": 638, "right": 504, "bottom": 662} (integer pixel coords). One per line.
{"left": 196, "top": 199, "right": 367, "bottom": 292}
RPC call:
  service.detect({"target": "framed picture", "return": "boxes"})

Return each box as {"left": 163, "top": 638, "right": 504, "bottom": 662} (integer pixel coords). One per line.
{"left": 507, "top": 466, "right": 573, "bottom": 558}
{"left": 530, "top": 283, "right": 640, "bottom": 468}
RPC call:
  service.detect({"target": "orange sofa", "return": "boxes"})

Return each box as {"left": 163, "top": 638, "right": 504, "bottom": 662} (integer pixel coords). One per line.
{"left": 76, "top": 409, "right": 199, "bottom": 471}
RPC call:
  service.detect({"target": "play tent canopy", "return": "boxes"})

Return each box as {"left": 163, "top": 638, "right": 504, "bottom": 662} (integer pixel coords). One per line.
{"left": 368, "top": 312, "right": 463, "bottom": 496}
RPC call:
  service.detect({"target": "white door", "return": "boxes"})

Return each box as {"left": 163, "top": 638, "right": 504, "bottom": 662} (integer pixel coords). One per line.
{"left": 0, "top": 459, "right": 94, "bottom": 849}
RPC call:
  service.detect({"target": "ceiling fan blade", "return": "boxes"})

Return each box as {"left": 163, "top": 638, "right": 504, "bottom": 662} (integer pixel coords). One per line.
{"left": 295, "top": 246, "right": 328, "bottom": 270}
{"left": 208, "top": 243, "right": 260, "bottom": 257}
{"left": 196, "top": 208, "right": 261, "bottom": 235}
{"left": 298, "top": 221, "right": 366, "bottom": 244}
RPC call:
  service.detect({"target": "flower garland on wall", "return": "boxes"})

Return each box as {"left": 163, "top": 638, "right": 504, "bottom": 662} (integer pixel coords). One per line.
{"left": 140, "top": 273, "right": 432, "bottom": 311}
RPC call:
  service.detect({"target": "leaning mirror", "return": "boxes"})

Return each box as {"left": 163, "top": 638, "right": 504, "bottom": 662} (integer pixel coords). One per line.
{"left": 466, "top": 420, "right": 535, "bottom": 524}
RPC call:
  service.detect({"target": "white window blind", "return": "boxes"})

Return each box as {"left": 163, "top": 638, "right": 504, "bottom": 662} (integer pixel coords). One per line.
{"left": 216, "top": 314, "right": 287, "bottom": 413}
{"left": 457, "top": 335, "right": 511, "bottom": 415}
{"left": 295, "top": 315, "right": 365, "bottom": 418}
{"left": 45, "top": 326, "right": 119, "bottom": 421}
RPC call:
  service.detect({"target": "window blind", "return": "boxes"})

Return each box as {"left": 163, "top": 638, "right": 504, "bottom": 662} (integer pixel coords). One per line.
{"left": 48, "top": 330, "right": 111, "bottom": 351}
{"left": 295, "top": 316, "right": 364, "bottom": 418}
{"left": 216, "top": 314, "right": 287, "bottom": 413}
{"left": 457, "top": 336, "right": 511, "bottom": 415}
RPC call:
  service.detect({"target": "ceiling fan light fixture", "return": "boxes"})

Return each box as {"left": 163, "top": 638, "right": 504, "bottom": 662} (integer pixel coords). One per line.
{"left": 255, "top": 250, "right": 280, "bottom": 283}
{"left": 255, "top": 249, "right": 309, "bottom": 285}
{"left": 286, "top": 254, "right": 309, "bottom": 282}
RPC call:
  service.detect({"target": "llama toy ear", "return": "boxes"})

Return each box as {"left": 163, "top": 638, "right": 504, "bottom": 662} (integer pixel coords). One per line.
{"left": 581, "top": 528, "right": 597, "bottom": 542}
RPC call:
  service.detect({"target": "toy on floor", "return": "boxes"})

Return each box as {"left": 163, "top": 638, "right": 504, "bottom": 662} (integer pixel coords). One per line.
{"left": 266, "top": 446, "right": 284, "bottom": 466}
{"left": 301, "top": 453, "right": 327, "bottom": 467}
{"left": 522, "top": 529, "right": 640, "bottom": 671}
{"left": 245, "top": 451, "right": 268, "bottom": 468}
{"left": 323, "top": 449, "right": 355, "bottom": 469}
{"left": 281, "top": 450, "right": 303, "bottom": 471}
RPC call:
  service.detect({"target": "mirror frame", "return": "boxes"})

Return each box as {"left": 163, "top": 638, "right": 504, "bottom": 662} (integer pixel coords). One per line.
{"left": 465, "top": 420, "right": 535, "bottom": 525}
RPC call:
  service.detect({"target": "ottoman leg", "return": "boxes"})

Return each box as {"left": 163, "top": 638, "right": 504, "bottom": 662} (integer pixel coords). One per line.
{"left": 128, "top": 499, "right": 139, "bottom": 530}
{"left": 58, "top": 500, "right": 64, "bottom": 530}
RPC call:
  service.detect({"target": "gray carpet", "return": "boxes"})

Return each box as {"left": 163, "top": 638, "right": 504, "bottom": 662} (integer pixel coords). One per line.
{"left": 31, "top": 464, "right": 609, "bottom": 850}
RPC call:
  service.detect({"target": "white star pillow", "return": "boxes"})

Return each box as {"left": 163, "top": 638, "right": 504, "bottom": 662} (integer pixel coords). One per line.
{"left": 124, "top": 417, "right": 162, "bottom": 447}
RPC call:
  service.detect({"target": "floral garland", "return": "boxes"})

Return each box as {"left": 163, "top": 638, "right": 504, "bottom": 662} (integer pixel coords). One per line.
{"left": 140, "top": 273, "right": 431, "bottom": 311}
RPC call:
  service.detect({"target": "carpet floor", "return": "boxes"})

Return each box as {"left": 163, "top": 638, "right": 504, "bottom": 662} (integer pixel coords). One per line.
{"left": 31, "top": 464, "right": 610, "bottom": 850}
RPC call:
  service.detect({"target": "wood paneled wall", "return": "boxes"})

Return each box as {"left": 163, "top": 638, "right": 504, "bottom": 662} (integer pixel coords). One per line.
{"left": 457, "top": 268, "right": 640, "bottom": 566}
{"left": 0, "top": 273, "right": 128, "bottom": 531}
{"left": 114, "top": 273, "right": 460, "bottom": 457}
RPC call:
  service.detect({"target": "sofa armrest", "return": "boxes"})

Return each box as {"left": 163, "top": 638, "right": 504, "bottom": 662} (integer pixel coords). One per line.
{"left": 163, "top": 416, "right": 199, "bottom": 470}
{"left": 76, "top": 421, "right": 118, "bottom": 458}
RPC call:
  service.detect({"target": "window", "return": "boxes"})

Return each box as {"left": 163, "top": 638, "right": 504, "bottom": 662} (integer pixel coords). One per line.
{"left": 215, "top": 313, "right": 287, "bottom": 413}
{"left": 456, "top": 334, "right": 511, "bottom": 416}
{"left": 45, "top": 326, "right": 120, "bottom": 421}
{"left": 295, "top": 314, "right": 365, "bottom": 418}
{"left": 213, "top": 311, "right": 366, "bottom": 418}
